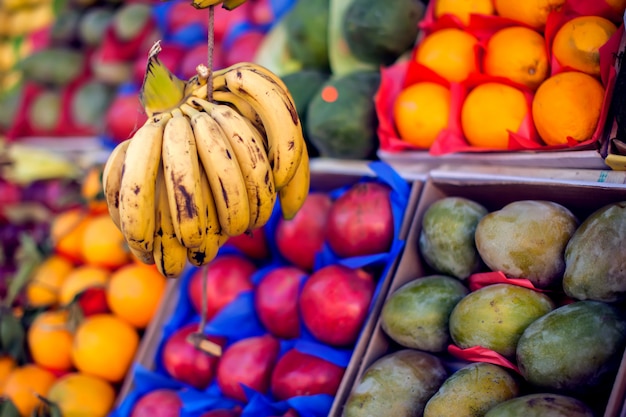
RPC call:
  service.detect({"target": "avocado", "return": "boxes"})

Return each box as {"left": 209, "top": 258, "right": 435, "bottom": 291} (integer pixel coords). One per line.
{"left": 306, "top": 70, "right": 381, "bottom": 160}
{"left": 343, "top": 0, "right": 425, "bottom": 66}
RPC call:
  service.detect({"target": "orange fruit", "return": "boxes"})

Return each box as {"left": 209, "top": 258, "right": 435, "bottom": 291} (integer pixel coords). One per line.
{"left": 483, "top": 26, "right": 550, "bottom": 90}
{"left": 605, "top": 0, "right": 626, "bottom": 20}
{"left": 0, "top": 356, "right": 17, "bottom": 395}
{"left": 26, "top": 255, "right": 74, "bottom": 307}
{"left": 493, "top": 0, "right": 566, "bottom": 31}
{"left": 393, "top": 82, "right": 451, "bottom": 148}
{"left": 27, "top": 310, "right": 74, "bottom": 371}
{"left": 50, "top": 209, "right": 91, "bottom": 263}
{"left": 80, "top": 213, "right": 130, "bottom": 269}
{"left": 47, "top": 372, "right": 116, "bottom": 417}
{"left": 434, "top": 0, "right": 495, "bottom": 25}
{"left": 81, "top": 165, "right": 108, "bottom": 215}
{"left": 461, "top": 82, "right": 529, "bottom": 149}
{"left": 3, "top": 365, "right": 56, "bottom": 417}
{"left": 532, "top": 71, "right": 605, "bottom": 145}
{"left": 106, "top": 263, "right": 166, "bottom": 329}
{"left": 552, "top": 16, "right": 617, "bottom": 77}
{"left": 415, "top": 28, "right": 479, "bottom": 83}
{"left": 71, "top": 313, "right": 139, "bottom": 383}
{"left": 59, "top": 265, "right": 110, "bottom": 306}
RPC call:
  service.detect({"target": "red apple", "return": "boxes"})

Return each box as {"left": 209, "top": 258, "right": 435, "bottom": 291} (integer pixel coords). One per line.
{"left": 249, "top": 0, "right": 274, "bottom": 27}
{"left": 270, "top": 349, "right": 345, "bottom": 400}
{"left": 188, "top": 254, "right": 256, "bottom": 321}
{"left": 179, "top": 42, "right": 226, "bottom": 81}
{"left": 130, "top": 389, "right": 182, "bottom": 417}
{"left": 161, "top": 323, "right": 226, "bottom": 390}
{"left": 275, "top": 192, "right": 332, "bottom": 270}
{"left": 225, "top": 228, "right": 269, "bottom": 260}
{"left": 326, "top": 182, "right": 394, "bottom": 258}
{"left": 199, "top": 409, "right": 241, "bottom": 417}
{"left": 255, "top": 266, "right": 305, "bottom": 339}
{"left": 216, "top": 334, "right": 281, "bottom": 402}
{"left": 299, "top": 265, "right": 374, "bottom": 346}
{"left": 223, "top": 30, "right": 266, "bottom": 68}
{"left": 104, "top": 92, "right": 147, "bottom": 143}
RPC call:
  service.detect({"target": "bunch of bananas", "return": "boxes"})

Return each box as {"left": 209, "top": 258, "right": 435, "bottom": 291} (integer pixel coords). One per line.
{"left": 178, "top": 0, "right": 246, "bottom": 10}
{"left": 102, "top": 41, "right": 309, "bottom": 279}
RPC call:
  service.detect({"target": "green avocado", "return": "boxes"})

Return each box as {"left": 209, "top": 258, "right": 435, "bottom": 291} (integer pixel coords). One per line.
{"left": 343, "top": 0, "right": 425, "bottom": 66}
{"left": 283, "top": 0, "right": 331, "bottom": 71}
{"left": 306, "top": 70, "right": 381, "bottom": 160}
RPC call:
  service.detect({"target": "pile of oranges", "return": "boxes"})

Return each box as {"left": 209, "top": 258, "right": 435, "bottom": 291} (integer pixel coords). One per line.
{"left": 0, "top": 166, "right": 167, "bottom": 417}
{"left": 392, "top": 0, "right": 625, "bottom": 151}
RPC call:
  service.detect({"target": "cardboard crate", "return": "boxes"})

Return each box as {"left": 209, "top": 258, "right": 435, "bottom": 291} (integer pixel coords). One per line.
{"left": 114, "top": 160, "right": 425, "bottom": 416}
{"left": 338, "top": 165, "right": 626, "bottom": 417}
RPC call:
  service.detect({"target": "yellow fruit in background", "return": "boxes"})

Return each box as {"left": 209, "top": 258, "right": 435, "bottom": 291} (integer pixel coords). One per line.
{"left": 47, "top": 373, "right": 116, "bottom": 417}
{"left": 393, "top": 82, "right": 451, "bottom": 148}
{"left": 80, "top": 213, "right": 131, "bottom": 269}
{"left": 0, "top": 356, "right": 17, "bottom": 395}
{"left": 415, "top": 28, "right": 479, "bottom": 83}
{"left": 71, "top": 314, "right": 139, "bottom": 383}
{"left": 532, "top": 71, "right": 605, "bottom": 145}
{"left": 59, "top": 265, "right": 110, "bottom": 306}
{"left": 81, "top": 165, "right": 108, "bottom": 215}
{"left": 26, "top": 255, "right": 74, "bottom": 307}
{"left": 483, "top": 26, "right": 550, "bottom": 90}
{"left": 461, "top": 83, "right": 529, "bottom": 149}
{"left": 3, "top": 365, "right": 56, "bottom": 417}
{"left": 493, "top": 0, "right": 566, "bottom": 31}
{"left": 434, "top": 0, "right": 495, "bottom": 25}
{"left": 106, "top": 263, "right": 166, "bottom": 329}
{"left": 27, "top": 310, "right": 74, "bottom": 372}
{"left": 552, "top": 15, "right": 617, "bottom": 77}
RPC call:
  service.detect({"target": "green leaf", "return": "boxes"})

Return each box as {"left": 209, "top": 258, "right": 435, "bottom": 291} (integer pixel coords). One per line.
{"left": 0, "top": 398, "right": 21, "bottom": 417}
{"left": 0, "top": 313, "right": 25, "bottom": 361}
{"left": 5, "top": 234, "right": 43, "bottom": 308}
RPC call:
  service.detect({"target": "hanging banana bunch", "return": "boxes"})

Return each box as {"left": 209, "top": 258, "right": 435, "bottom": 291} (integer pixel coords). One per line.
{"left": 102, "top": 40, "right": 309, "bottom": 279}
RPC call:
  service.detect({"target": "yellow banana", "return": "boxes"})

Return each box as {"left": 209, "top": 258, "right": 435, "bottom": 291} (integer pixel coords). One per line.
{"left": 191, "top": 97, "right": 276, "bottom": 230}
{"left": 180, "top": 103, "right": 250, "bottom": 237}
{"left": 153, "top": 168, "right": 188, "bottom": 278}
{"left": 187, "top": 169, "right": 228, "bottom": 267}
{"left": 222, "top": 0, "right": 247, "bottom": 10}
{"left": 278, "top": 145, "right": 310, "bottom": 220}
{"left": 211, "top": 89, "right": 267, "bottom": 140}
{"left": 118, "top": 112, "right": 172, "bottom": 258}
{"left": 101, "top": 139, "right": 130, "bottom": 230}
{"left": 222, "top": 65, "right": 305, "bottom": 190}
{"left": 189, "top": 0, "right": 222, "bottom": 9}
{"left": 161, "top": 108, "right": 207, "bottom": 249}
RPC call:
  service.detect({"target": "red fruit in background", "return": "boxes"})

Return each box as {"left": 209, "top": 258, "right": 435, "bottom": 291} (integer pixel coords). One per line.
{"left": 188, "top": 254, "right": 256, "bottom": 321}
{"left": 326, "top": 182, "right": 394, "bottom": 258}
{"left": 255, "top": 266, "right": 305, "bottom": 339}
{"left": 166, "top": 1, "right": 209, "bottom": 35}
{"left": 76, "top": 287, "right": 110, "bottom": 316}
{"left": 130, "top": 389, "right": 182, "bottom": 417}
{"left": 223, "top": 30, "right": 266, "bottom": 68}
{"left": 275, "top": 193, "right": 332, "bottom": 270}
{"left": 161, "top": 323, "right": 226, "bottom": 390}
{"left": 270, "top": 349, "right": 345, "bottom": 400}
{"left": 199, "top": 409, "right": 241, "bottom": 417}
{"left": 216, "top": 334, "right": 281, "bottom": 402}
{"left": 180, "top": 42, "right": 226, "bottom": 80}
{"left": 132, "top": 42, "right": 186, "bottom": 85}
{"left": 249, "top": 0, "right": 274, "bottom": 26}
{"left": 225, "top": 228, "right": 269, "bottom": 260}
{"left": 105, "top": 93, "right": 147, "bottom": 143}
{"left": 0, "top": 180, "right": 21, "bottom": 207}
{"left": 299, "top": 265, "right": 374, "bottom": 347}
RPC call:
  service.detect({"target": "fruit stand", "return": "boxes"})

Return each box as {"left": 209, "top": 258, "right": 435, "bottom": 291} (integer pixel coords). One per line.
{"left": 1, "top": 0, "right": 626, "bottom": 416}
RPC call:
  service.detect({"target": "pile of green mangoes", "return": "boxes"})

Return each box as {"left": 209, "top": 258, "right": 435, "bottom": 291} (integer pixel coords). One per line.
{"left": 343, "top": 197, "right": 626, "bottom": 417}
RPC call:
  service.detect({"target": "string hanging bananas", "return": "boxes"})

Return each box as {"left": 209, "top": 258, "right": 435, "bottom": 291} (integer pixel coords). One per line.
{"left": 101, "top": 41, "right": 310, "bottom": 278}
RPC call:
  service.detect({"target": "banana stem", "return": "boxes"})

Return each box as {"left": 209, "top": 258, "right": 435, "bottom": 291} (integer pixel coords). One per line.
{"left": 180, "top": 103, "right": 201, "bottom": 118}
{"left": 207, "top": 5, "right": 215, "bottom": 103}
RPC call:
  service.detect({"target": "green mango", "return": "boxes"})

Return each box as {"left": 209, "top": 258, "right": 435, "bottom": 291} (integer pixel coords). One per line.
{"left": 419, "top": 197, "right": 488, "bottom": 280}
{"left": 563, "top": 201, "right": 626, "bottom": 302}
{"left": 381, "top": 275, "right": 469, "bottom": 352}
